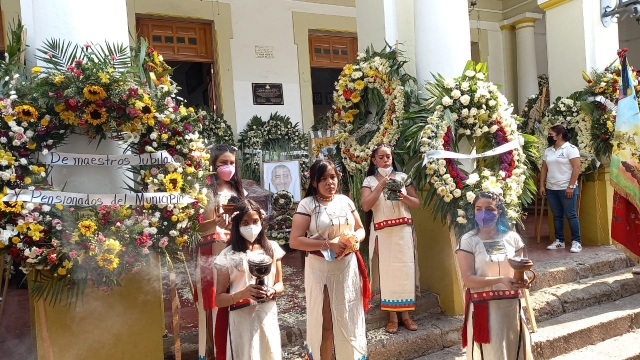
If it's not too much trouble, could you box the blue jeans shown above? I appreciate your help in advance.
[546,188,581,243]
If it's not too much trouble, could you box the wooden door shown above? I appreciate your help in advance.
[309,34,357,68]
[136,18,214,62]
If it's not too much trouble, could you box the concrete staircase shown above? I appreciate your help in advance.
[414,246,640,360]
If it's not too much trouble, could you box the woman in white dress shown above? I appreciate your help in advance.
[455,191,534,360]
[290,160,369,360]
[214,199,285,360]
[361,143,421,334]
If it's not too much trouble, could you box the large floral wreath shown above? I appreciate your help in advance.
[0,36,209,305]
[413,61,537,233]
[535,96,597,174]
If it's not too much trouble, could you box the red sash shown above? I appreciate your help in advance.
[194,231,229,311]
[461,288,522,348]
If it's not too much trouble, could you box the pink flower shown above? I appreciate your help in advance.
[66,65,75,72]
[73,70,83,77]
[46,52,53,58]
[84,44,91,49]
[136,233,151,247]
[109,55,116,61]
[74,59,83,65]
[51,240,58,247]
[142,248,150,254]
[97,233,105,242]
[97,205,109,213]
[35,248,43,256]
[51,219,62,227]
[150,168,159,175]
[69,250,78,259]
[159,237,169,248]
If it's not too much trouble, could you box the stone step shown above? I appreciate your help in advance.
[549,329,640,360]
[280,290,440,347]
[530,267,640,322]
[530,246,634,291]
[531,292,640,359]
[282,313,463,360]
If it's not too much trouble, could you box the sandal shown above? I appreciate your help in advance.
[402,318,418,331]
[385,320,398,334]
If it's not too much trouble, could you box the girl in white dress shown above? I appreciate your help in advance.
[456,191,534,360]
[214,199,285,360]
[290,160,369,360]
[361,143,421,334]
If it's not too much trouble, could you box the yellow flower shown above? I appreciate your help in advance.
[28,223,45,241]
[97,72,110,84]
[350,93,361,103]
[27,141,37,150]
[4,115,15,123]
[188,107,195,113]
[97,253,119,270]
[175,236,187,246]
[54,103,66,113]
[12,236,20,244]
[60,111,78,125]
[15,105,39,122]
[57,267,67,276]
[16,223,28,233]
[343,113,354,123]
[78,219,97,236]
[85,104,108,126]
[344,64,354,75]
[162,118,171,125]
[161,133,169,140]
[164,173,184,193]
[52,75,65,86]
[104,239,123,253]
[24,177,32,184]
[83,85,107,101]
[0,241,4,248]
[55,204,63,210]
[171,215,178,222]
[41,118,50,126]
[354,80,365,90]
[31,66,42,74]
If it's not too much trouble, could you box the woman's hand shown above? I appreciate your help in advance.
[500,276,523,290]
[239,284,267,301]
[565,188,575,199]
[264,287,277,300]
[328,237,347,256]
[540,187,546,197]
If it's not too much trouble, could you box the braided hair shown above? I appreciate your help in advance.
[471,191,512,233]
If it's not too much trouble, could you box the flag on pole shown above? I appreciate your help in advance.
[610,48,640,259]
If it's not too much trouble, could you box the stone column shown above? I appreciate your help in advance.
[20,0,132,195]
[515,18,539,110]
[539,0,620,99]
[356,0,398,51]
[414,0,471,83]
[500,24,519,110]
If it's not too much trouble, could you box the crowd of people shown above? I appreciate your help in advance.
[195,128,582,359]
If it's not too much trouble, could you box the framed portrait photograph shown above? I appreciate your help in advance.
[262,160,302,202]
[313,92,323,105]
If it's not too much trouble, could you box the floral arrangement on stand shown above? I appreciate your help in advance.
[0,37,210,305]
[331,45,419,209]
[408,61,538,235]
[535,96,598,174]
[199,111,235,147]
[237,112,309,185]
[265,190,294,246]
[581,60,640,159]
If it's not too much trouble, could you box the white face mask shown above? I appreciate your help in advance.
[239,224,262,243]
[378,166,393,177]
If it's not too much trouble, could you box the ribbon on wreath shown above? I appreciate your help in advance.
[423,137,523,165]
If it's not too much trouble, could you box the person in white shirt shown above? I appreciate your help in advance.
[539,125,582,253]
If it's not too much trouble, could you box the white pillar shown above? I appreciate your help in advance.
[356,0,398,51]
[515,18,539,110]
[414,0,471,83]
[21,0,131,194]
[500,24,519,110]
[540,0,620,99]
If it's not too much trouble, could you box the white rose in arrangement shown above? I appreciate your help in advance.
[442,96,453,106]
[451,90,462,99]
[444,79,455,89]
[457,209,466,217]
[465,70,476,78]
[466,173,480,185]
[489,125,498,133]
[444,193,454,202]
[470,108,478,116]
[461,108,469,117]
[460,95,471,106]
[476,72,485,80]
[460,82,470,91]
[456,217,467,224]
[488,100,497,107]
[437,187,448,196]
[453,189,462,198]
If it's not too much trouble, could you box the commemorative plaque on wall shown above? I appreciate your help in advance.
[252,83,284,105]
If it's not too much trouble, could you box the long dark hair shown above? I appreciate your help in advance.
[471,191,511,234]
[303,160,341,199]
[209,144,245,199]
[228,199,273,258]
[549,124,571,142]
[364,143,398,245]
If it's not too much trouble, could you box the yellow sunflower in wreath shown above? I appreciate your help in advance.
[86,104,108,126]
[83,85,107,101]
[163,172,184,193]
[15,105,39,122]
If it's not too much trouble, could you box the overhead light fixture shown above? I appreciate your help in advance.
[602,0,640,26]
[469,0,477,14]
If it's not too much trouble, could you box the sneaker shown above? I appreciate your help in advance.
[570,242,582,253]
[547,239,565,250]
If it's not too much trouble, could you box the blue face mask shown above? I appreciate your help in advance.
[475,210,498,228]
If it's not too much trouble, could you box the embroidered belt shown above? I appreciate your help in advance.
[469,289,522,302]
[373,217,413,230]
[229,297,274,311]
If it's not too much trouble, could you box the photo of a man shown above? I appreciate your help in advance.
[262,160,302,201]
